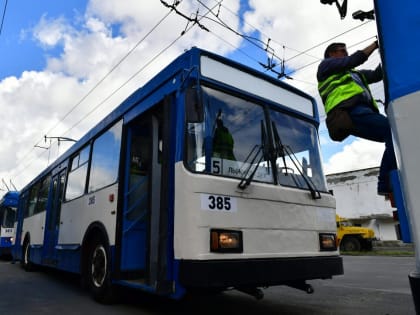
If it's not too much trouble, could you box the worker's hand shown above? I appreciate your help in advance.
[363,41,379,57]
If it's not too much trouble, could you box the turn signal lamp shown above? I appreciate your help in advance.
[319,233,337,251]
[210,229,243,253]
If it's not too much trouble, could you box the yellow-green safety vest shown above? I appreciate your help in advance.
[318,70,378,114]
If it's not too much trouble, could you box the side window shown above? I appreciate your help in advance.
[34,175,51,214]
[20,191,29,219]
[89,120,122,192]
[65,145,90,200]
[26,183,41,218]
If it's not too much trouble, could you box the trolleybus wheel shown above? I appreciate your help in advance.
[22,240,34,271]
[87,235,114,303]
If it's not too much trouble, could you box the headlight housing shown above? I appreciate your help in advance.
[319,233,337,251]
[210,229,243,253]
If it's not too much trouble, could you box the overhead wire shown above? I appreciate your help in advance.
[0,0,7,35]
[196,0,292,78]
[286,20,372,64]
[214,0,319,64]
[197,0,309,78]
[197,0,276,55]
[188,2,261,65]
[212,0,310,60]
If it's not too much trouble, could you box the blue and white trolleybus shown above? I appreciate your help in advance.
[14,47,343,302]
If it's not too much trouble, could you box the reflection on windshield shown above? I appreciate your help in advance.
[185,86,327,192]
[212,112,236,160]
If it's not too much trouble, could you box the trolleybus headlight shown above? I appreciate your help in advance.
[210,229,243,253]
[319,233,337,251]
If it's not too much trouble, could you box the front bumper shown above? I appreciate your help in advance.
[179,255,343,288]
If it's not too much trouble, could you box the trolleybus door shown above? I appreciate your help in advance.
[43,169,66,265]
[120,114,162,280]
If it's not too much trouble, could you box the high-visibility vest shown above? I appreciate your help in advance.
[318,70,378,114]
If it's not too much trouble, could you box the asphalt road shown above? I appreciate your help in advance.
[0,255,416,315]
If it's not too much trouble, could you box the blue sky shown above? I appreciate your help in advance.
[0,0,383,189]
[0,0,87,77]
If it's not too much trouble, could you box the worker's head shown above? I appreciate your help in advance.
[324,42,348,58]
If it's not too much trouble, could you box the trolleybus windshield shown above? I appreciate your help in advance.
[186,86,327,192]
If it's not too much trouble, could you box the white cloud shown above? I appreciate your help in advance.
[33,15,74,47]
[323,138,384,175]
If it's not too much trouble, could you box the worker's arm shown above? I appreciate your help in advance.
[360,64,383,84]
[362,41,379,58]
[317,50,367,81]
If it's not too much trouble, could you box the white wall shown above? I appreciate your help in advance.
[327,167,397,240]
[372,220,398,240]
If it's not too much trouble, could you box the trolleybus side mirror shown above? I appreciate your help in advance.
[185,87,204,123]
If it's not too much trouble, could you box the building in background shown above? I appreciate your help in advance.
[327,167,397,241]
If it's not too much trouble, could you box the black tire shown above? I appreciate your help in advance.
[340,237,361,252]
[86,235,114,304]
[21,240,34,271]
[363,240,373,251]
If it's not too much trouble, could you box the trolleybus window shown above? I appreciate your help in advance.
[26,182,41,218]
[65,145,91,200]
[89,120,122,192]
[35,176,52,214]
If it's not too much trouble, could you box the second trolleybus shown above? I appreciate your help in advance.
[0,191,19,257]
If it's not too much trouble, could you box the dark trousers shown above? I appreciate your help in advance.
[348,105,397,192]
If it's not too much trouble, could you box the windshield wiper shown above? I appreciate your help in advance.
[237,121,271,190]
[271,121,321,200]
[237,145,264,190]
[271,121,288,175]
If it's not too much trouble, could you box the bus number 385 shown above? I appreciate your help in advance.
[201,194,237,212]
[208,195,231,210]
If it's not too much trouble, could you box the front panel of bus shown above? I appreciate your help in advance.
[0,206,16,251]
[0,192,18,254]
[174,54,342,290]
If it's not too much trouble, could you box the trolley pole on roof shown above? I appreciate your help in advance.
[44,135,77,145]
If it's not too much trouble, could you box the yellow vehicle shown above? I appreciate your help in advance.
[336,215,375,251]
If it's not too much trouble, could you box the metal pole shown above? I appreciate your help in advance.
[374,1,420,312]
